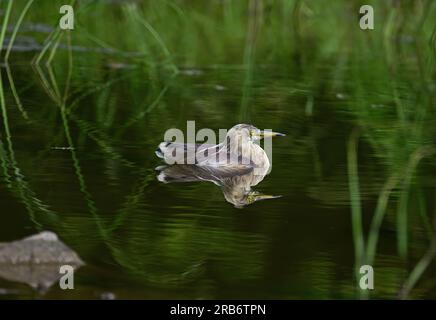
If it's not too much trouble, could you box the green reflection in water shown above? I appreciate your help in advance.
[0,0,435,299]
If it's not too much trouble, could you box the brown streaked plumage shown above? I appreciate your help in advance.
[155,124,285,207]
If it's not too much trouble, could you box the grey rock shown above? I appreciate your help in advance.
[100,292,116,300]
[0,231,84,291]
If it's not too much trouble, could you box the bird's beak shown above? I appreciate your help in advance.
[248,192,282,204]
[254,194,282,201]
[259,131,286,138]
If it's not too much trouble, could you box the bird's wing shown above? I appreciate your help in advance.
[156,142,219,164]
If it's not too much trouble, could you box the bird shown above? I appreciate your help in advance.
[155,124,285,207]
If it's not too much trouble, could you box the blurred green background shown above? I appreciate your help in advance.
[0,0,435,299]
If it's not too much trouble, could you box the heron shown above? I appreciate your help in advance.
[155,124,285,207]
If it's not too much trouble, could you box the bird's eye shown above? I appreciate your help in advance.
[250,129,260,138]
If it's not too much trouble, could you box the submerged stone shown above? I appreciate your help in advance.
[0,231,84,291]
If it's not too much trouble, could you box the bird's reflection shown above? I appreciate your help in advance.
[156,162,280,208]
[155,124,284,208]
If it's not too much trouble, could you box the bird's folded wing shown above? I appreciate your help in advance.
[157,142,219,164]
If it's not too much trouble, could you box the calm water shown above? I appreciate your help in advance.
[1,16,436,299]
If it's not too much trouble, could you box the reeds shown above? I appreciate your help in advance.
[347,129,436,299]
[1,0,435,297]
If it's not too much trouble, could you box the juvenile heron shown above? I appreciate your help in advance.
[155,124,285,207]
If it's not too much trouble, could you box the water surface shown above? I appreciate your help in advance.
[0,0,435,300]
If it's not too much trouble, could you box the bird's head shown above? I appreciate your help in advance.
[226,124,285,142]
[229,191,282,208]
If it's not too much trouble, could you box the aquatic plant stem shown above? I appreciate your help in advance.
[0,0,13,56]
[399,235,436,299]
[346,128,366,297]
[4,0,35,62]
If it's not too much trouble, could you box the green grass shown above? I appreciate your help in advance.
[0,0,435,298]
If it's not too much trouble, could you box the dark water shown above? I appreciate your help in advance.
[1,29,436,299]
